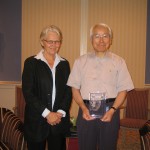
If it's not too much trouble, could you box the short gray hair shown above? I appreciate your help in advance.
[90,23,113,39]
[40,25,63,42]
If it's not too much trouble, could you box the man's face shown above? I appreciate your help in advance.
[91,26,112,53]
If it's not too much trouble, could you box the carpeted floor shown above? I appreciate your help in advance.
[117,128,141,150]
[66,127,141,150]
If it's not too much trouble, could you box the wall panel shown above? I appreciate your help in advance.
[145,0,150,84]
[22,0,81,69]
[22,0,81,117]
[88,0,147,88]
[0,0,21,82]
[22,0,148,117]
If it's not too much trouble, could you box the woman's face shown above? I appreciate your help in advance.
[91,26,112,54]
[41,31,61,55]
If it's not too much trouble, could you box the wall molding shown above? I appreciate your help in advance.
[80,0,88,55]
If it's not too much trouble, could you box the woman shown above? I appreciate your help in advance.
[22,25,72,150]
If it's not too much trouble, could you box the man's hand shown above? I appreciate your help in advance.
[82,107,95,121]
[100,108,115,122]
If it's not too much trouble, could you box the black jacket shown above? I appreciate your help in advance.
[22,56,72,142]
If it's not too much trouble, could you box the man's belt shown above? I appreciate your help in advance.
[83,98,115,104]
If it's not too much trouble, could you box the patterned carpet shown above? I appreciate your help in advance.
[117,128,141,150]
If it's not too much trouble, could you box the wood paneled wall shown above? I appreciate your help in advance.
[22,0,147,117]
[88,0,147,88]
[22,0,81,68]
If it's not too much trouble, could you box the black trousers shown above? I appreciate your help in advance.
[27,127,66,150]
[76,101,120,150]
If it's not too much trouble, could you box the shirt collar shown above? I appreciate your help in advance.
[92,50,112,60]
[34,49,65,68]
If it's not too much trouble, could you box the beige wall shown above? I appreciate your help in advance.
[87,0,147,88]
[0,83,21,112]
[22,0,81,69]
[20,0,148,117]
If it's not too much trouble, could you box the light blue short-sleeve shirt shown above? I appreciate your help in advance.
[67,51,134,100]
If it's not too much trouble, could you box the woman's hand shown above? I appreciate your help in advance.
[46,112,63,125]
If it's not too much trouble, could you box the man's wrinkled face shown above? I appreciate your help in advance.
[91,26,112,53]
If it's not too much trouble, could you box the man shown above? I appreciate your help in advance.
[67,23,134,150]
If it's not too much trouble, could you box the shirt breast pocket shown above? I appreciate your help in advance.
[102,68,118,85]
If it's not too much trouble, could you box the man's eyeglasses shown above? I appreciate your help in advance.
[43,40,61,45]
[93,34,110,40]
